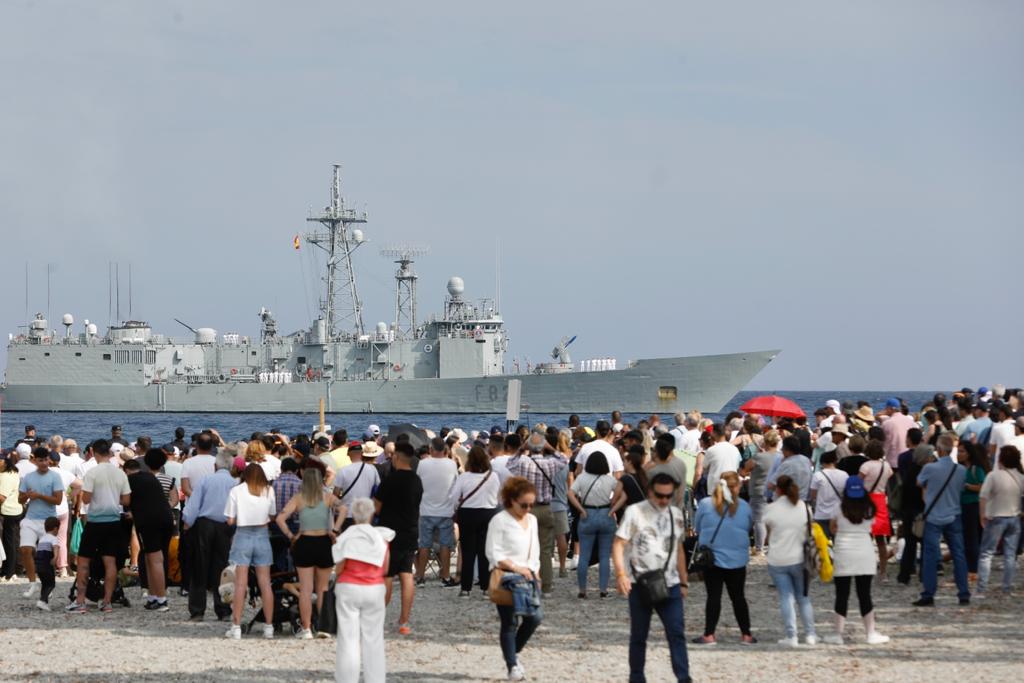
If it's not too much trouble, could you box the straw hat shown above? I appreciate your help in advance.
[853,406,875,424]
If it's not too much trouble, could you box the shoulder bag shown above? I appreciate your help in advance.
[802,503,822,593]
[335,462,367,501]
[489,519,533,606]
[633,505,677,606]
[687,504,725,577]
[912,462,957,538]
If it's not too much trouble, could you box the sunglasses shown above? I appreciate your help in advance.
[515,500,535,510]
[652,491,674,500]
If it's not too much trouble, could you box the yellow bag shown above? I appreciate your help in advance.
[811,522,833,583]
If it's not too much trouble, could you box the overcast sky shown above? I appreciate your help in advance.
[1,1,1021,391]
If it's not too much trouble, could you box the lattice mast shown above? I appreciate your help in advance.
[306,164,369,337]
[380,245,428,339]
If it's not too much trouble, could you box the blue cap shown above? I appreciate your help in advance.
[845,476,866,499]
[885,397,901,409]
[978,386,990,395]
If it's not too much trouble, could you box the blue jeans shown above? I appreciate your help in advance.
[977,516,1020,594]
[920,516,970,600]
[628,583,689,683]
[577,509,616,592]
[496,603,542,671]
[767,563,816,639]
[501,573,542,618]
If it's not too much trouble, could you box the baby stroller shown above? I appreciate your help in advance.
[68,554,132,608]
[242,534,300,635]
[242,567,301,635]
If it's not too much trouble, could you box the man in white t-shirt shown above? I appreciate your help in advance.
[69,439,130,612]
[333,442,380,526]
[576,421,624,476]
[413,437,459,586]
[988,405,1016,462]
[670,414,701,454]
[703,424,741,490]
[181,434,217,498]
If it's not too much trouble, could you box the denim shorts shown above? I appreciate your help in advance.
[229,526,273,567]
[418,515,455,549]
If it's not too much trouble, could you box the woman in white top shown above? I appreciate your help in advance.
[809,450,848,540]
[825,476,888,645]
[976,446,1024,596]
[485,477,541,682]
[763,475,817,646]
[858,441,893,580]
[452,445,500,596]
[224,463,277,639]
[568,451,617,598]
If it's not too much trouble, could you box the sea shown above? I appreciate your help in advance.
[1,390,940,445]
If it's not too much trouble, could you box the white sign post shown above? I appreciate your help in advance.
[505,379,522,432]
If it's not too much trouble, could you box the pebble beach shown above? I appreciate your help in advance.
[2,554,1019,682]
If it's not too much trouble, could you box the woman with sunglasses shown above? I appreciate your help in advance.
[485,477,541,681]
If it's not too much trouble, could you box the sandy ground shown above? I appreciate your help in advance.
[1,553,1020,682]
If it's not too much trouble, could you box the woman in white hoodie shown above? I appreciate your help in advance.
[332,497,394,683]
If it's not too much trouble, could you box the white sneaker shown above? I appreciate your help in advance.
[823,634,844,645]
[224,624,242,639]
[866,632,890,645]
[36,600,51,611]
[262,623,275,639]
[508,663,526,681]
[294,627,313,640]
[23,582,39,598]
[567,557,578,570]
[805,634,818,646]
[777,636,799,647]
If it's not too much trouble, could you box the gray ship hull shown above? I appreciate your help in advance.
[0,350,778,414]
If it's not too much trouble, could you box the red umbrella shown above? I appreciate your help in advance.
[739,395,805,419]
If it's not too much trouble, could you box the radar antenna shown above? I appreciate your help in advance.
[380,245,428,339]
[305,164,369,338]
[551,335,577,364]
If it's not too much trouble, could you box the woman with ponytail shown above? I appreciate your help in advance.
[763,475,818,647]
[692,472,756,645]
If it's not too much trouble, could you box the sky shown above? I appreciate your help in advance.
[1,1,1022,391]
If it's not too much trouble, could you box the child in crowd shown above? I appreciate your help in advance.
[35,516,61,611]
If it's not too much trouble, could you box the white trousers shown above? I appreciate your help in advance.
[335,582,387,683]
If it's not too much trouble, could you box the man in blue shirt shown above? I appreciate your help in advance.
[182,451,236,620]
[961,403,993,447]
[914,434,969,606]
[18,447,65,599]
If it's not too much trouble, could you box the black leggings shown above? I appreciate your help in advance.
[833,575,873,617]
[703,565,751,636]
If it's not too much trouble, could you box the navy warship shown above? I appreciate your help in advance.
[1,165,778,413]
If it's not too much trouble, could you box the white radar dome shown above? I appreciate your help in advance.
[375,321,388,335]
[351,229,365,243]
[447,276,465,297]
[62,314,74,326]
[86,323,98,335]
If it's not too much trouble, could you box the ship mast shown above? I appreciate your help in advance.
[306,164,368,338]
[380,245,428,339]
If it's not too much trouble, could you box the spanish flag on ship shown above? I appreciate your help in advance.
[293,234,301,250]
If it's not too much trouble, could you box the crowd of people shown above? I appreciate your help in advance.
[1,384,1023,682]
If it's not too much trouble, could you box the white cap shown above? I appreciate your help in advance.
[15,443,32,457]
[110,442,125,455]
[825,399,842,415]
[612,423,624,433]
[367,424,381,436]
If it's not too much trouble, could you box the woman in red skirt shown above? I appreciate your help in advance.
[858,441,894,582]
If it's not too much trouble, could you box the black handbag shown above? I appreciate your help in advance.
[314,580,337,635]
[632,507,677,607]
[687,507,726,577]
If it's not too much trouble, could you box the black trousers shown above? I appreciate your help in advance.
[457,507,495,592]
[188,518,232,618]
[961,502,981,573]
[897,511,920,583]
[1,512,23,579]
[703,565,751,636]
[833,575,873,617]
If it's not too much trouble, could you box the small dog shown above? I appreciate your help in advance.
[218,564,237,603]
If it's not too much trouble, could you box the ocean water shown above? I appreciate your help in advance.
[1,390,939,445]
